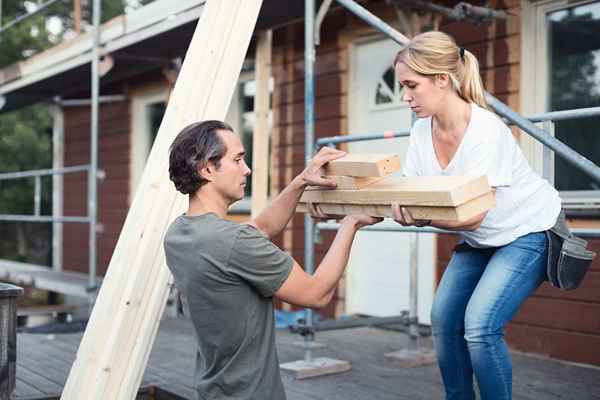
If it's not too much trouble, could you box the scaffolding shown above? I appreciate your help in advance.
[0,0,599,377]
[288,0,600,374]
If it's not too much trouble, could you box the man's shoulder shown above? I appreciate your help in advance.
[165,213,245,247]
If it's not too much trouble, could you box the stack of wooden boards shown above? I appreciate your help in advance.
[298,154,495,222]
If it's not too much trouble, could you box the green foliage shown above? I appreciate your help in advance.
[0,104,52,215]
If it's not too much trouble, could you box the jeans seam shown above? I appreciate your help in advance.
[470,235,546,400]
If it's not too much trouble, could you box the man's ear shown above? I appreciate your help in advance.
[198,161,215,182]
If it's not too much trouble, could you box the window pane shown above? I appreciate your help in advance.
[549,2,600,191]
[147,102,166,147]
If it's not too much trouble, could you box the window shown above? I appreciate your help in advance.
[130,87,167,202]
[225,72,273,201]
[548,2,600,191]
[373,66,405,109]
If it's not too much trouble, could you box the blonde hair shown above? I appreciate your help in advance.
[394,31,488,109]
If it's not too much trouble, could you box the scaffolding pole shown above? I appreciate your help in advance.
[88,0,100,290]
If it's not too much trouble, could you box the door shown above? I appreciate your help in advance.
[346,37,435,323]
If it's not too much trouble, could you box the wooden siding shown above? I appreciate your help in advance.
[62,99,130,277]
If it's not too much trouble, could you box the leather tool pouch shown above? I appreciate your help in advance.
[545,210,596,290]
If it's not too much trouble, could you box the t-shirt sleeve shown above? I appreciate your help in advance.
[463,124,513,187]
[226,224,294,297]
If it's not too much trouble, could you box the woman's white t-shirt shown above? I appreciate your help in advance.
[403,103,561,248]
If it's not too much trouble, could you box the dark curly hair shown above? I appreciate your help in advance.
[168,120,231,195]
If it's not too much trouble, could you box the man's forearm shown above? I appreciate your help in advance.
[251,175,307,238]
[310,220,358,303]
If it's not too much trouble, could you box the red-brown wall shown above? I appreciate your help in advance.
[62,100,130,277]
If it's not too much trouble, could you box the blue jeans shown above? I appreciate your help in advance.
[431,232,548,400]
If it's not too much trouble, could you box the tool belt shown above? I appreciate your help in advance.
[545,210,596,290]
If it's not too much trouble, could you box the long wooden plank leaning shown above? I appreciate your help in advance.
[60,1,264,399]
[299,176,494,222]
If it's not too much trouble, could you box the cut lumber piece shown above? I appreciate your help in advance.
[309,175,386,190]
[301,175,490,207]
[322,153,400,177]
[60,1,264,400]
[298,191,495,222]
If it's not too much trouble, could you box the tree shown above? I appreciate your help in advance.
[0,0,154,263]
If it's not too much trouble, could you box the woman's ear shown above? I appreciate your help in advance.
[436,73,450,89]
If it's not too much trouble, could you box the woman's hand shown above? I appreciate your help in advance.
[342,214,383,230]
[391,202,431,227]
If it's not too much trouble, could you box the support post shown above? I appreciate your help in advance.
[52,105,64,273]
[280,0,351,379]
[251,30,272,218]
[88,0,100,291]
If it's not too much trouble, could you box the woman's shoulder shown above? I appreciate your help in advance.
[470,103,512,142]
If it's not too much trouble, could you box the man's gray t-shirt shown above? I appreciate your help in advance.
[164,213,293,400]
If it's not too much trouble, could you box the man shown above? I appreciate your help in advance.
[164,120,380,400]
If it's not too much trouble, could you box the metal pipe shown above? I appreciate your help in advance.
[34,176,41,216]
[0,0,64,35]
[335,0,600,184]
[318,221,600,238]
[316,106,600,147]
[0,215,90,223]
[0,165,90,180]
[317,130,410,146]
[56,95,126,107]
[408,233,419,342]
[292,315,409,332]
[303,0,316,363]
[52,105,64,273]
[335,0,409,45]
[315,0,333,46]
[396,0,507,22]
[88,0,101,290]
[527,106,600,123]
[486,94,600,184]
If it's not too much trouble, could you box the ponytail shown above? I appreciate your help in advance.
[460,49,488,109]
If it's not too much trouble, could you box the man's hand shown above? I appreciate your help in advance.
[391,202,430,227]
[300,147,346,188]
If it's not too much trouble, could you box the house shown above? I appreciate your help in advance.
[0,0,598,367]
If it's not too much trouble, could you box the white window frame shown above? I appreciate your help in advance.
[129,84,169,204]
[521,0,600,205]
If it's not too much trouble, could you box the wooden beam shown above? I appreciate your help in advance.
[298,191,495,222]
[251,30,272,218]
[323,153,401,177]
[301,176,490,207]
[60,1,264,399]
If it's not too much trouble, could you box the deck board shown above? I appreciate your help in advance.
[14,317,600,399]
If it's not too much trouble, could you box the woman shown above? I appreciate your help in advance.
[391,31,561,400]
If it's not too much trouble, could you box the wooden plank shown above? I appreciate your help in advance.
[251,30,272,218]
[322,154,400,177]
[298,191,494,222]
[60,1,264,399]
[309,175,386,190]
[301,175,491,207]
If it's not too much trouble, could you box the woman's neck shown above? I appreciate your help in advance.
[432,95,472,137]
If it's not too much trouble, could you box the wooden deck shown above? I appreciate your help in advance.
[16,317,600,399]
